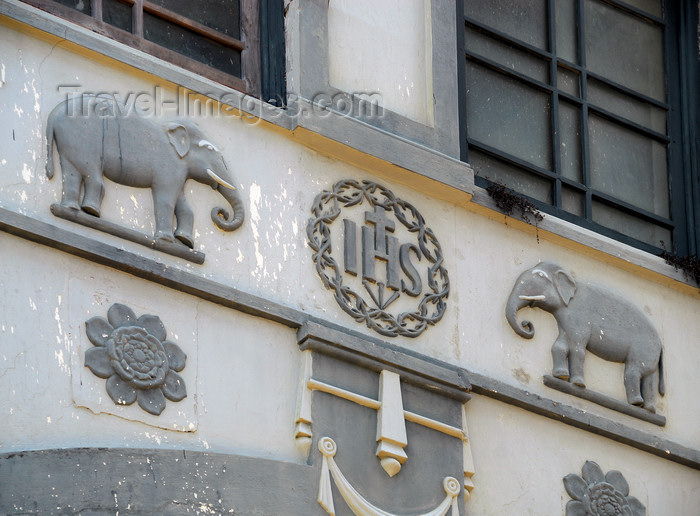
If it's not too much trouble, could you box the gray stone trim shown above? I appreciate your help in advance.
[470,186,696,290]
[295,0,461,157]
[0,207,305,328]
[3,1,695,291]
[1,207,699,470]
[50,203,206,264]
[0,447,318,514]
[292,97,475,197]
[544,375,666,427]
[298,321,471,403]
[468,370,700,471]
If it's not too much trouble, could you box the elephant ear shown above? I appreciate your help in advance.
[167,123,191,158]
[554,269,577,306]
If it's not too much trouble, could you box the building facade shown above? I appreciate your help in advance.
[1,0,699,514]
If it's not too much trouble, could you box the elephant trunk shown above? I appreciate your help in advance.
[211,184,245,232]
[506,285,536,339]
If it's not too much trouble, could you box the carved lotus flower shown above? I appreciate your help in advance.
[564,461,646,516]
[84,303,187,415]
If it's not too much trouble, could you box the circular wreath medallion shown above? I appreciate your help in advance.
[307,179,449,338]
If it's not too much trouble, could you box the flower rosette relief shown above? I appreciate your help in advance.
[564,461,646,516]
[84,303,187,415]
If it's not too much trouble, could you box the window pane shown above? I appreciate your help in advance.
[466,62,552,169]
[464,0,547,50]
[592,201,671,248]
[465,27,548,83]
[103,0,132,33]
[144,13,241,77]
[587,78,667,133]
[589,115,668,217]
[624,0,662,18]
[562,186,584,216]
[558,66,579,97]
[149,0,241,40]
[559,102,581,182]
[555,0,578,63]
[53,0,90,15]
[471,151,552,204]
[584,0,665,101]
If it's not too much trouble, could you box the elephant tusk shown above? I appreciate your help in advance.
[207,169,236,190]
[519,295,546,301]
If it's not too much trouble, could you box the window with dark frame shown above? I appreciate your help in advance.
[460,0,699,257]
[21,0,285,102]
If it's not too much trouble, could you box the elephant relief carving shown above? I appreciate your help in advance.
[506,262,664,412]
[46,97,244,251]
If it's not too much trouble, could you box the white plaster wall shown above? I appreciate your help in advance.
[0,232,305,463]
[1,14,699,488]
[0,16,460,367]
[327,0,434,125]
[451,210,700,451]
[465,395,700,515]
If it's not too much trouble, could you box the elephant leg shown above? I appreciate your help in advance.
[623,363,644,406]
[81,175,105,217]
[640,373,656,413]
[174,193,194,248]
[551,334,570,380]
[58,157,82,211]
[568,344,586,388]
[152,192,176,243]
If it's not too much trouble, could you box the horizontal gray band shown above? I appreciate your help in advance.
[468,371,699,469]
[544,374,666,426]
[1,207,698,470]
[0,447,316,514]
[0,207,305,328]
[298,321,472,402]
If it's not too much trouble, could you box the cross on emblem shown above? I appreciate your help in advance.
[361,205,400,291]
[308,179,450,338]
[344,206,422,303]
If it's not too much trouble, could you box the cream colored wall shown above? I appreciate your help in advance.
[0,232,305,462]
[1,12,699,515]
[327,0,434,125]
[466,396,700,515]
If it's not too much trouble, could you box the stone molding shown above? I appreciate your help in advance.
[0,209,698,470]
[297,321,470,402]
[1,1,695,290]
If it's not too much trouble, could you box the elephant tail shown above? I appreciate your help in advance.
[658,347,665,396]
[45,106,56,179]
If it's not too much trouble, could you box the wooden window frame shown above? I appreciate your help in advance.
[21,0,262,96]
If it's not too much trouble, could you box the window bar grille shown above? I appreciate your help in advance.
[548,0,562,209]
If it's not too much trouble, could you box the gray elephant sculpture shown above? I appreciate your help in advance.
[46,97,244,248]
[506,262,664,412]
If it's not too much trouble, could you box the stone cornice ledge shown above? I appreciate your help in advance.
[297,320,472,403]
[470,187,698,294]
[1,1,475,207]
[0,207,697,471]
[288,97,475,204]
[468,370,700,470]
[3,0,693,293]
